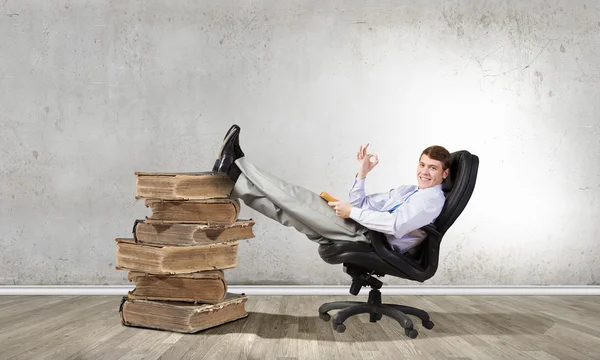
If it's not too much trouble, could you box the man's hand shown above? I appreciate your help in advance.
[357,143,379,179]
[328,200,353,218]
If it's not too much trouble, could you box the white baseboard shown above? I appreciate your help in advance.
[1,285,599,296]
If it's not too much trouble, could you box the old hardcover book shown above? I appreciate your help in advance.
[145,199,240,223]
[119,293,248,333]
[135,172,234,200]
[115,238,238,274]
[133,219,255,246]
[127,271,227,304]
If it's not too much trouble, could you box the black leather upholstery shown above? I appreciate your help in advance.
[318,150,480,282]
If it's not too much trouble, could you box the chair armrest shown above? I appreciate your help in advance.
[369,224,442,282]
[369,231,426,280]
[421,224,442,245]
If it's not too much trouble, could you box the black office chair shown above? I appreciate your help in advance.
[317,150,479,338]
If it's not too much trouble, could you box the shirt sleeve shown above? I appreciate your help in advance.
[348,176,394,211]
[349,189,445,238]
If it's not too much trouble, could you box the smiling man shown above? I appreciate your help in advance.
[212,125,450,255]
[328,144,449,254]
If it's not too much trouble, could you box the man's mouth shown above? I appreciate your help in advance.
[419,176,430,181]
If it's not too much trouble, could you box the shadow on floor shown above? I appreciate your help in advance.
[197,310,555,340]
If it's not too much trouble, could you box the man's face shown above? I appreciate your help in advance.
[417,154,449,189]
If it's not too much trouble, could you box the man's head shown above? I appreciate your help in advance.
[417,145,451,189]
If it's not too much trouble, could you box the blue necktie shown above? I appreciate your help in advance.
[387,189,418,213]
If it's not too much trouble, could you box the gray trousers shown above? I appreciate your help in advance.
[231,157,370,244]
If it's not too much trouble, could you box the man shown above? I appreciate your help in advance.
[213,125,449,254]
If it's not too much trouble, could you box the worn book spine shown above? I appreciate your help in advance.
[115,239,239,274]
[145,199,241,223]
[127,270,225,281]
[127,271,228,304]
[135,172,234,200]
[132,219,255,246]
[119,294,248,333]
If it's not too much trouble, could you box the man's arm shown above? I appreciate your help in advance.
[349,143,392,210]
[349,190,444,238]
[348,174,394,211]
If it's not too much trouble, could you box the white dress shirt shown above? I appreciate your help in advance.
[348,176,446,253]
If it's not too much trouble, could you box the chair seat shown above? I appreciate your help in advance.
[318,240,411,279]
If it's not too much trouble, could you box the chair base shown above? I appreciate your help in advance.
[318,288,434,338]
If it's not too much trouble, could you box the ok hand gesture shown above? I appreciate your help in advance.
[357,143,379,178]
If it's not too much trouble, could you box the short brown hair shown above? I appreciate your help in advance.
[421,145,451,170]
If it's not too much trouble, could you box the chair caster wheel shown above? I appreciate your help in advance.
[319,313,331,322]
[369,313,382,322]
[422,320,434,329]
[405,328,418,338]
[334,323,346,333]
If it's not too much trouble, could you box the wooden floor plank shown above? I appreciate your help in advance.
[2,296,118,359]
[1,295,600,360]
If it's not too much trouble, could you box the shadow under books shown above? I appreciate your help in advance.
[195,311,554,340]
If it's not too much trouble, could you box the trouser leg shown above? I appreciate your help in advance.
[230,157,369,243]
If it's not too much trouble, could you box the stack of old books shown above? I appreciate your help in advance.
[115,171,256,333]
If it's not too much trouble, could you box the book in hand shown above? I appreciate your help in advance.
[319,191,338,202]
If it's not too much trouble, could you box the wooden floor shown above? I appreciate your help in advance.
[1,295,600,360]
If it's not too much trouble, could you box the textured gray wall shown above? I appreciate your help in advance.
[1,0,598,286]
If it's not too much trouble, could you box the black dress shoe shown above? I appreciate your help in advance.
[215,124,240,157]
[212,128,239,174]
[225,124,244,158]
[215,124,245,159]
[221,124,240,142]
[235,140,244,158]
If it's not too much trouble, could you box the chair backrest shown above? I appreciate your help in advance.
[435,150,480,235]
[409,150,479,278]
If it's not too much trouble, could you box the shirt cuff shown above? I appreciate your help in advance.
[352,176,365,188]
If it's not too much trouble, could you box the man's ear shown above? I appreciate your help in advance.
[443,168,449,179]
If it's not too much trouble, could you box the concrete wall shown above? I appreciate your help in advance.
[1,0,598,286]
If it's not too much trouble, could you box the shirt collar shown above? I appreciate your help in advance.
[416,184,443,191]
